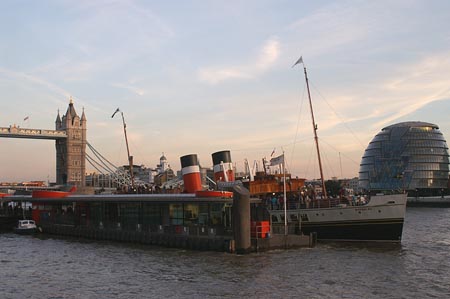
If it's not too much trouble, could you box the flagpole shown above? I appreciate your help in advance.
[269,152,288,235]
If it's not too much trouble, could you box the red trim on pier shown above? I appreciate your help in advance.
[195,190,233,198]
[32,190,70,198]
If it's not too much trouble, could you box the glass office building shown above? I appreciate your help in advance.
[359,122,449,193]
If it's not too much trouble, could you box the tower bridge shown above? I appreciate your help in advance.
[0,126,67,140]
[0,100,86,187]
[1,100,133,190]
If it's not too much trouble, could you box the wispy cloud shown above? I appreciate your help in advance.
[23,1,174,82]
[0,67,106,116]
[287,2,374,57]
[111,82,145,96]
[0,67,70,100]
[197,38,280,84]
[372,53,450,128]
[255,38,280,71]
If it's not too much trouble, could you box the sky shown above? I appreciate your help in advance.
[1,0,450,182]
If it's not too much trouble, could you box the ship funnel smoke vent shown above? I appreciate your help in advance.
[212,150,235,183]
[180,154,202,193]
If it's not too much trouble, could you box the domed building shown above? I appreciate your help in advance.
[359,121,450,195]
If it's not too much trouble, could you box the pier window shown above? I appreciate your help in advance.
[88,203,102,227]
[169,204,183,225]
[183,204,199,225]
[198,203,209,225]
[119,203,140,230]
[142,203,161,227]
[105,203,119,227]
[210,203,223,226]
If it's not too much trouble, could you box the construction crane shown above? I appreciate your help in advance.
[112,108,135,189]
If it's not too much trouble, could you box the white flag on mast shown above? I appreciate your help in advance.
[292,56,303,68]
[270,154,284,166]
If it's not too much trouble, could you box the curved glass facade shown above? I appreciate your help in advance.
[359,121,449,191]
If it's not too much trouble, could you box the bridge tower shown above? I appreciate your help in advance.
[55,99,87,187]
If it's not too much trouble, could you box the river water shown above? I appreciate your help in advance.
[1,207,449,299]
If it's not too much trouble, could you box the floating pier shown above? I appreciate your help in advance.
[2,186,314,253]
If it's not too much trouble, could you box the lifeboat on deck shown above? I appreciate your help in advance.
[32,186,76,198]
[32,190,70,198]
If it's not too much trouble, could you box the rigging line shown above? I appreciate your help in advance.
[281,136,314,148]
[302,138,315,179]
[322,148,337,179]
[128,137,148,166]
[231,146,285,152]
[231,134,313,154]
[290,76,307,168]
[106,130,125,168]
[309,81,366,149]
[319,138,360,166]
[231,137,311,153]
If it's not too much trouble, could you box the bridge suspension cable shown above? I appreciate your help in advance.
[86,141,132,187]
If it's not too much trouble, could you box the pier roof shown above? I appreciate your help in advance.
[3,194,262,204]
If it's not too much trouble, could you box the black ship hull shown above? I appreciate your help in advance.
[269,194,407,242]
[300,219,404,242]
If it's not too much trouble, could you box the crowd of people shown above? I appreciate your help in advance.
[260,192,369,210]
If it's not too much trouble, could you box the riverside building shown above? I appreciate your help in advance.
[359,121,450,196]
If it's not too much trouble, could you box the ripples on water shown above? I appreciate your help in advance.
[1,208,449,299]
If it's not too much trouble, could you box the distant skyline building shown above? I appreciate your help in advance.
[158,153,170,173]
[359,121,450,194]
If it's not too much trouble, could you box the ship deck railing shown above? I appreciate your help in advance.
[270,223,299,235]
[264,196,370,210]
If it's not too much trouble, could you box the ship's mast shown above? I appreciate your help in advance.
[300,59,328,199]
